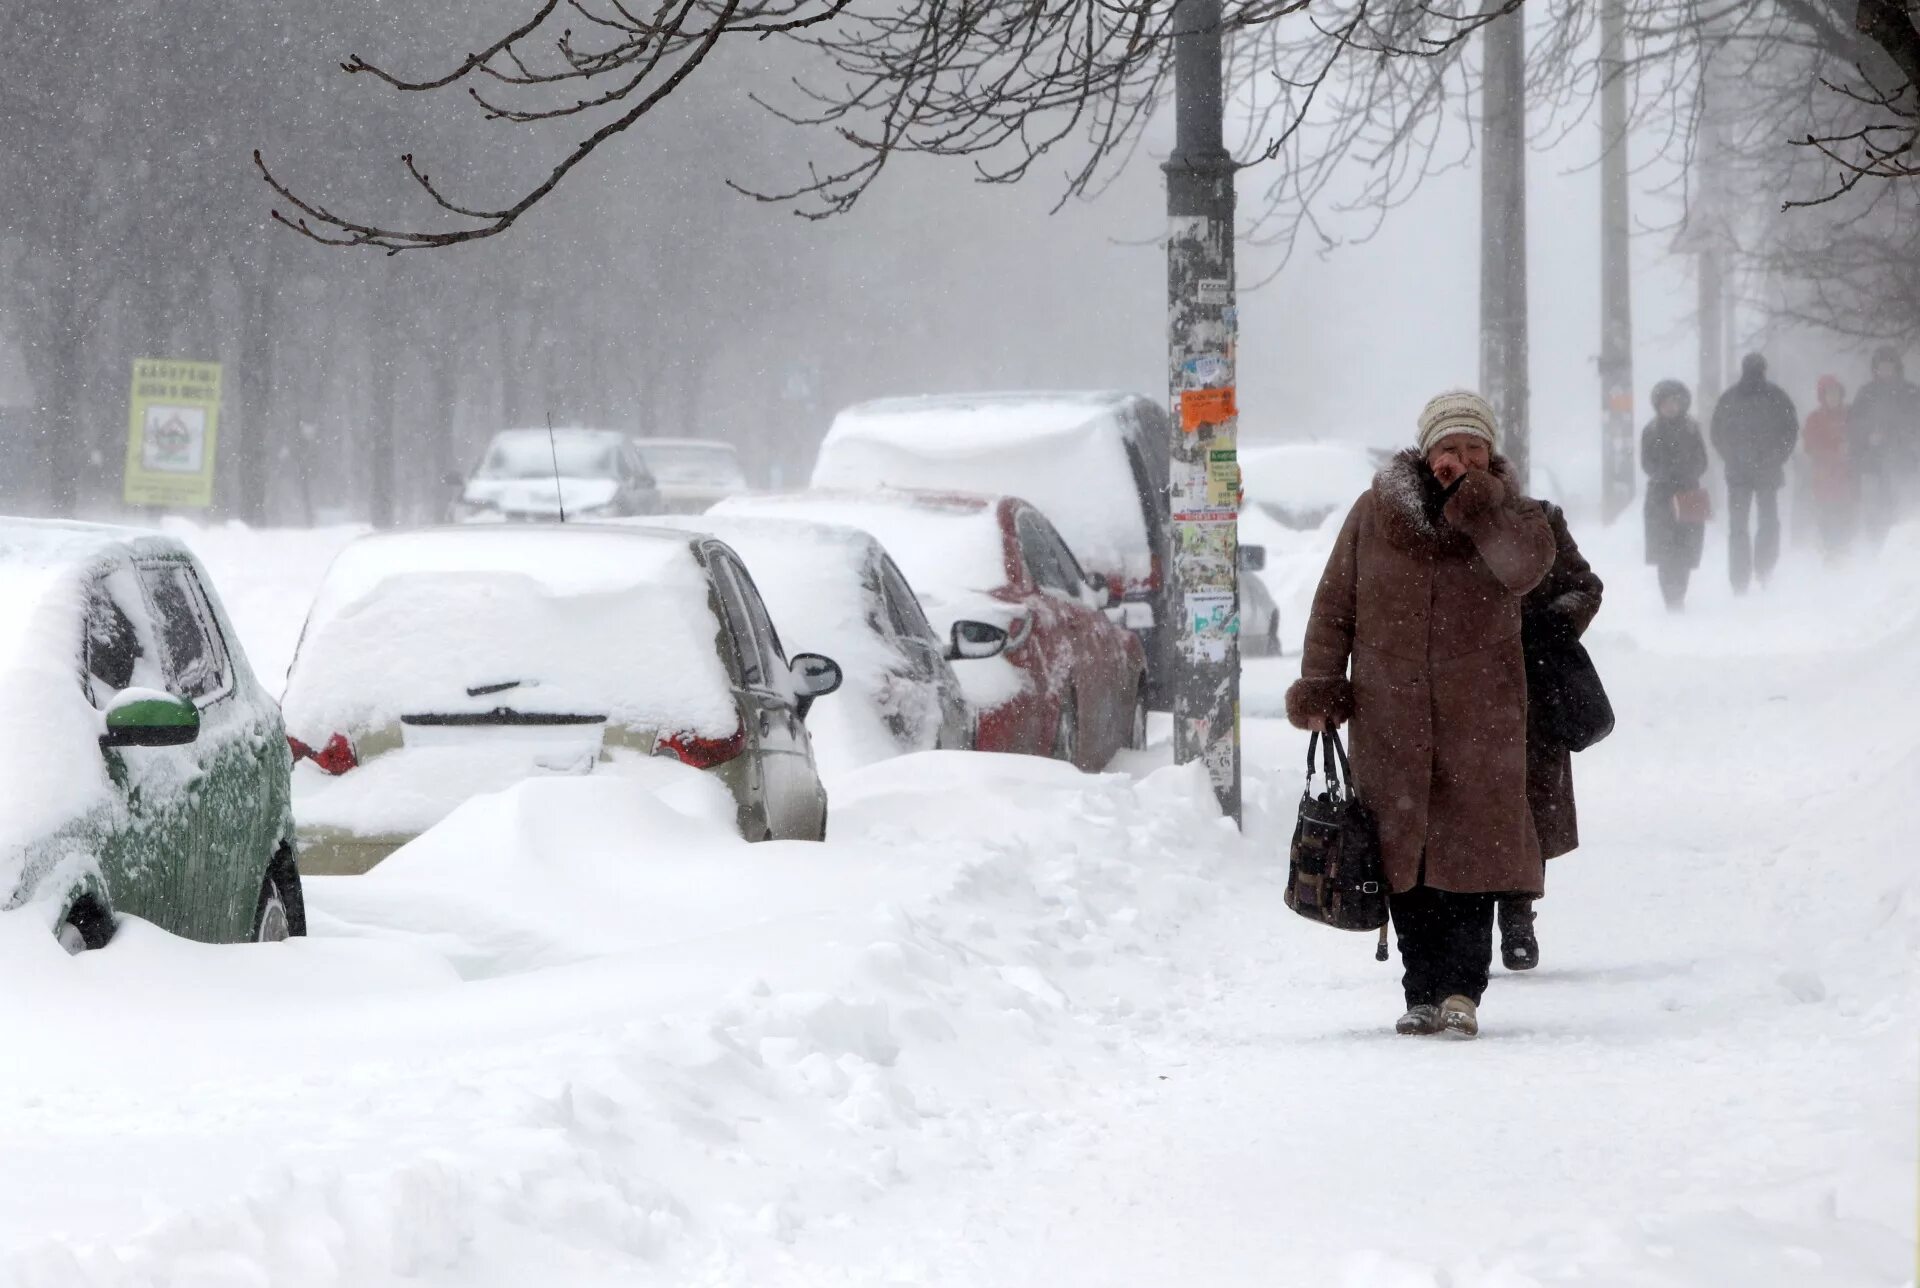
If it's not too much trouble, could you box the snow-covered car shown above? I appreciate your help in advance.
[1238,441,1384,531]
[645,514,1000,773]
[634,438,750,513]
[282,525,844,872]
[449,428,664,522]
[0,521,303,951]
[712,489,1148,770]
[810,393,1175,703]
[1239,544,1282,656]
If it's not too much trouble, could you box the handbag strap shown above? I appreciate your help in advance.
[1305,729,1353,799]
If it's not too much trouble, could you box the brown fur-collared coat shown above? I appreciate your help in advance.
[1287,451,1557,896]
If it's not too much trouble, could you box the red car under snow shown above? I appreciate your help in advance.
[710,488,1149,769]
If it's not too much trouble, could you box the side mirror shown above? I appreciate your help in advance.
[789,653,843,700]
[946,620,1009,661]
[100,690,199,749]
[1239,544,1267,573]
[1087,572,1120,609]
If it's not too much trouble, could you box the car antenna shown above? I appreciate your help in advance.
[545,411,567,523]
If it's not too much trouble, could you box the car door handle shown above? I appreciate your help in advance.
[759,709,773,737]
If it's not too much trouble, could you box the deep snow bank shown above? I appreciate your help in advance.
[0,753,1245,1286]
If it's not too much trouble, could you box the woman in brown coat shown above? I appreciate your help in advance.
[1287,390,1555,1039]
[1498,503,1605,971]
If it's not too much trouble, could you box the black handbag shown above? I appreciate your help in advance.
[1525,638,1615,752]
[1285,730,1389,935]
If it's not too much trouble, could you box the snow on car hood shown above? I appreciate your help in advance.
[283,530,737,746]
[460,476,621,516]
[814,394,1151,583]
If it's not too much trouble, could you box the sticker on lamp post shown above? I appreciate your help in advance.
[125,359,221,509]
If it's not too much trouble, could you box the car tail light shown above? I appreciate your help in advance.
[655,725,746,769]
[288,732,358,776]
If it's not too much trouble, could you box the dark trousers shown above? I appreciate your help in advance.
[1726,484,1780,592]
[1389,886,1497,1009]
[1656,563,1691,610]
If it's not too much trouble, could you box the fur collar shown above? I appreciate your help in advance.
[1372,448,1519,556]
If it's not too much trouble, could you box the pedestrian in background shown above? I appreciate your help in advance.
[1288,390,1554,1040]
[1709,354,1799,593]
[1499,502,1604,972]
[1801,375,1855,563]
[1641,379,1710,611]
[1849,347,1917,546]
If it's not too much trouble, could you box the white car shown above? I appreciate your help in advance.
[633,439,749,514]
[282,525,844,872]
[646,514,988,774]
[449,428,664,522]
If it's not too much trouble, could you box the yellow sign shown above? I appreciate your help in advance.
[125,359,221,509]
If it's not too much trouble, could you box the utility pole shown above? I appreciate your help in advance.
[1598,0,1635,523]
[1165,0,1241,827]
[1480,7,1530,491]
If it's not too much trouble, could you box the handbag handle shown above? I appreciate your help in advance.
[1305,729,1355,799]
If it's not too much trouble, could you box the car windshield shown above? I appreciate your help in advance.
[475,432,622,481]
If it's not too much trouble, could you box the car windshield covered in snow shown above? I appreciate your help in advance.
[283,527,737,747]
[811,393,1154,586]
[473,429,626,481]
[636,441,746,487]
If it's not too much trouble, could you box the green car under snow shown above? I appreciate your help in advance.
[0,520,302,951]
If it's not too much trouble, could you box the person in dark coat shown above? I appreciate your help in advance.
[1287,389,1555,1040]
[1498,503,1604,971]
[1709,354,1799,593]
[1641,379,1709,610]
[1849,347,1917,546]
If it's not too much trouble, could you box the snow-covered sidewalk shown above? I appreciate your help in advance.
[0,518,1909,1286]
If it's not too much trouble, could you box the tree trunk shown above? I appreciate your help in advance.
[368,286,400,528]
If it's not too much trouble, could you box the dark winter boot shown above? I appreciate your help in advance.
[1395,1005,1443,1036]
[1499,898,1539,972]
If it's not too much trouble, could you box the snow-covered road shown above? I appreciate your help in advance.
[0,516,1911,1286]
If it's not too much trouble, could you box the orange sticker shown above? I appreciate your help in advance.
[1181,386,1237,432]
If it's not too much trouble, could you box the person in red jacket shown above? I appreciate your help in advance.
[1801,375,1855,562]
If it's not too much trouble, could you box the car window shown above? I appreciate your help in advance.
[83,572,164,707]
[1016,510,1078,596]
[1036,516,1091,592]
[137,563,232,703]
[626,446,657,487]
[879,557,938,650]
[719,552,788,687]
[708,559,765,689]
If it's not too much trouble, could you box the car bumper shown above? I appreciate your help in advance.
[295,827,412,875]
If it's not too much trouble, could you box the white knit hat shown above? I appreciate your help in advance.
[1416,389,1499,454]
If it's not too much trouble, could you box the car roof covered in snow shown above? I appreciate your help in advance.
[635,438,740,454]
[283,524,738,743]
[812,392,1154,582]
[711,489,1011,606]
[488,427,630,446]
[826,392,1145,452]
